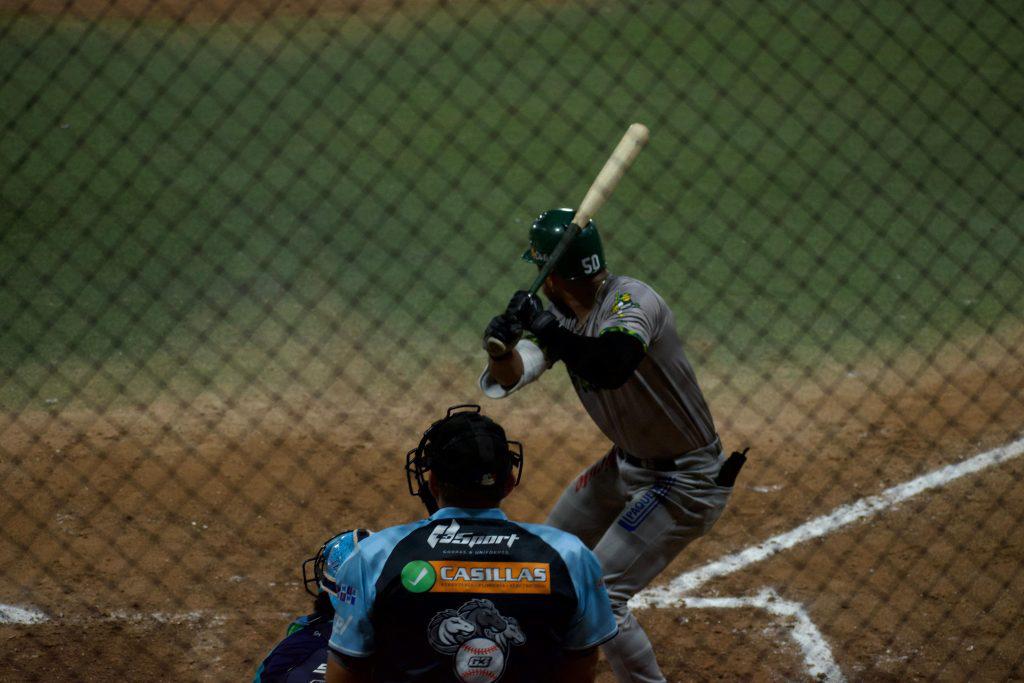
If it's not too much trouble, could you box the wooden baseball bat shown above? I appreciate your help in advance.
[486,123,650,357]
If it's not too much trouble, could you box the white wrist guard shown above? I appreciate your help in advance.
[479,339,547,398]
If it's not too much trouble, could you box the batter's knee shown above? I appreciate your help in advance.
[606,589,633,623]
[609,601,642,634]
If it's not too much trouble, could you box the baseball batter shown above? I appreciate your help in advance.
[480,209,745,683]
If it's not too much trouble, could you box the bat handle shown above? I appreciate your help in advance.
[489,217,585,361]
[485,336,510,357]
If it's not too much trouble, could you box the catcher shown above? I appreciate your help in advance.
[480,209,747,683]
[253,529,372,683]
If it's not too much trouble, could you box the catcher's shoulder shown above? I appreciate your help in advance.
[514,521,592,559]
[355,519,432,556]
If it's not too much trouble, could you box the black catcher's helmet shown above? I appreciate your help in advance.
[406,405,524,513]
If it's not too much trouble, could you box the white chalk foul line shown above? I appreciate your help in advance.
[105,609,230,627]
[0,604,48,625]
[632,434,1024,609]
[685,588,846,683]
[0,606,271,627]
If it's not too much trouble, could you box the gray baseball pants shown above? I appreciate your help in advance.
[545,441,732,683]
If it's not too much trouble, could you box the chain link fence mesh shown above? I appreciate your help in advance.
[2,0,1022,679]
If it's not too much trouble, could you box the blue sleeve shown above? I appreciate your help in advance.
[563,545,618,650]
[518,522,618,650]
[327,545,376,656]
[326,521,426,657]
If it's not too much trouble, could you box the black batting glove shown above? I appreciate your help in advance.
[528,310,561,346]
[506,290,544,329]
[483,313,523,358]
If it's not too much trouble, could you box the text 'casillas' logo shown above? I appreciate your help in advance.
[402,560,550,594]
[432,561,550,594]
[427,520,520,549]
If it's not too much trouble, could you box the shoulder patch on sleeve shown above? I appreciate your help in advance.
[609,292,640,317]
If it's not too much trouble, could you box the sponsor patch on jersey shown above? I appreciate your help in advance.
[427,520,520,549]
[402,560,438,593]
[617,476,676,532]
[427,561,551,594]
[332,614,354,637]
[610,292,639,317]
[336,584,358,605]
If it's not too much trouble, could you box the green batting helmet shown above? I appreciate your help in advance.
[521,208,606,280]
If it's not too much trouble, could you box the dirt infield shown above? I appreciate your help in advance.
[1,329,1022,681]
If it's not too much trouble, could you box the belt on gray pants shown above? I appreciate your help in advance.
[618,437,722,471]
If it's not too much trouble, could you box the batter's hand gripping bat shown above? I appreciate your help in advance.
[486,122,650,357]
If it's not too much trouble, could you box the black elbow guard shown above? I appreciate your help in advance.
[537,325,645,389]
[585,332,645,388]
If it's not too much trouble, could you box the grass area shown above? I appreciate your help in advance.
[1,0,1021,409]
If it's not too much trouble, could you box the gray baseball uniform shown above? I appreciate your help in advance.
[480,274,733,683]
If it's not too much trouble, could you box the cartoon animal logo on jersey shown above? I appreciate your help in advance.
[610,292,639,317]
[427,598,526,683]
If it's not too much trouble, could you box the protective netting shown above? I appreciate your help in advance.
[1,0,1022,680]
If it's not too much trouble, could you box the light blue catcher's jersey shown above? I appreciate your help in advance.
[327,507,617,681]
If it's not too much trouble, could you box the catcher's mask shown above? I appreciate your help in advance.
[302,528,372,597]
[406,404,523,510]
